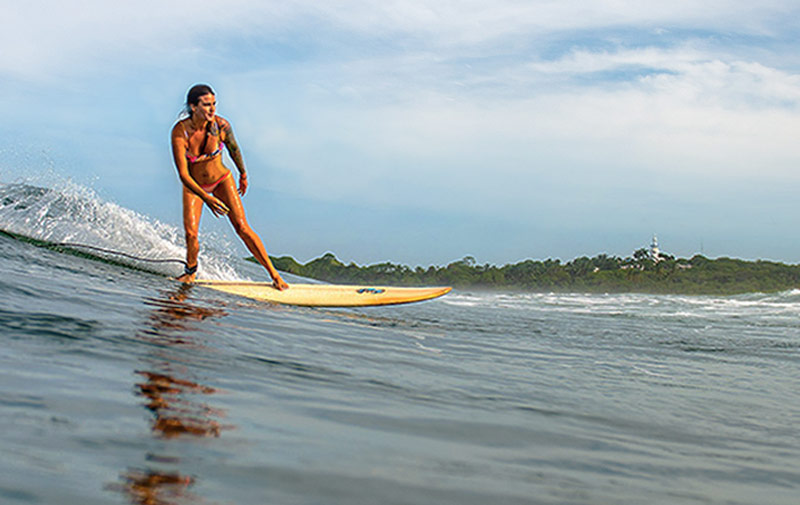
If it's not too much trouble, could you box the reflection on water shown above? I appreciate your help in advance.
[136,370,223,438]
[138,283,227,346]
[112,468,196,505]
[112,284,231,504]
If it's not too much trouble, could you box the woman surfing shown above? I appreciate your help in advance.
[171,84,288,290]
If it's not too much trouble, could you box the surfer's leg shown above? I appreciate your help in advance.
[177,186,204,282]
[214,178,288,290]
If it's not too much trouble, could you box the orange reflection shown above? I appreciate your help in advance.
[112,468,196,505]
[139,284,227,347]
[113,284,231,505]
[135,370,224,438]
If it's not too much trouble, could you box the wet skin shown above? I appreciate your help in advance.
[171,93,288,290]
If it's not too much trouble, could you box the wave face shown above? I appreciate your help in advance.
[0,182,241,279]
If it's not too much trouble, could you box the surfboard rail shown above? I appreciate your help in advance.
[196,280,452,307]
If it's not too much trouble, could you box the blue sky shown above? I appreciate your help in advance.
[1,1,799,266]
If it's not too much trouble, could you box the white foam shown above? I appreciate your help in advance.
[0,181,243,280]
[432,288,800,325]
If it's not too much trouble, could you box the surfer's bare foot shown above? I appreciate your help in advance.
[273,277,289,291]
[176,272,196,283]
[177,264,197,283]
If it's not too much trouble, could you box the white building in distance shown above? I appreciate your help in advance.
[650,234,661,262]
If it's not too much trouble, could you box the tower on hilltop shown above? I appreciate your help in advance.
[650,234,660,262]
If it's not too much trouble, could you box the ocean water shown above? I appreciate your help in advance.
[1,182,799,505]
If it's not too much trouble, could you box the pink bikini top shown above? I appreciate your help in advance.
[184,118,224,164]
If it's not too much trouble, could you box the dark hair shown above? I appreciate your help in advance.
[184,84,215,117]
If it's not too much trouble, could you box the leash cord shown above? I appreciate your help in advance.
[52,242,188,267]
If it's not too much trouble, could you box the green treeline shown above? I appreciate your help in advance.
[261,249,800,295]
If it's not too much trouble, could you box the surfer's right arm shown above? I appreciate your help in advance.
[171,124,229,217]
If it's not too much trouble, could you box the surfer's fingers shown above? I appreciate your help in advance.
[207,197,230,217]
[209,203,228,217]
[215,196,230,211]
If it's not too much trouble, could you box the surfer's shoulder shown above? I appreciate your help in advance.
[171,119,189,137]
[215,115,231,131]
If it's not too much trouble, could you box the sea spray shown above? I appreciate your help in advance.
[0,181,243,280]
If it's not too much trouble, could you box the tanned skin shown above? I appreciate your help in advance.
[171,93,288,290]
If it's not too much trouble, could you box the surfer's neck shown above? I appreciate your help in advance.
[189,116,212,130]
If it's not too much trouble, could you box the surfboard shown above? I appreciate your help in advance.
[196,280,452,307]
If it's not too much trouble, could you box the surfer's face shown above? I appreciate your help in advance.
[192,94,216,121]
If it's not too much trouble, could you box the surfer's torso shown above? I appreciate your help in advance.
[179,115,231,186]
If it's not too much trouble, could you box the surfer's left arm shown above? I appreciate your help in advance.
[220,118,248,196]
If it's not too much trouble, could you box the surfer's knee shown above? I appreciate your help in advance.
[231,218,252,237]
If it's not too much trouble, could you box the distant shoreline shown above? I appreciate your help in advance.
[257,252,800,295]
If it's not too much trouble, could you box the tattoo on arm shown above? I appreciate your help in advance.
[223,124,246,172]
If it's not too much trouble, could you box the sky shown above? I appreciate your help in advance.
[1,1,799,266]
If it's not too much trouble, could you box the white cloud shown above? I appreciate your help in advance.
[2,0,798,80]
[223,35,800,224]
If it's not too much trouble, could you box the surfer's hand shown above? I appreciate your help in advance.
[238,173,248,196]
[205,196,230,217]
[273,277,289,291]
